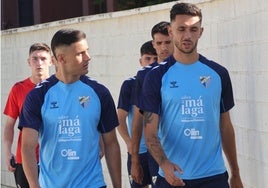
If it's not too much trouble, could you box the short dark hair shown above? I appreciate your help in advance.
[151,21,170,39]
[170,2,202,23]
[140,40,157,56]
[29,43,51,55]
[51,28,86,58]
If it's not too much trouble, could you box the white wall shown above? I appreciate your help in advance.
[1,0,268,187]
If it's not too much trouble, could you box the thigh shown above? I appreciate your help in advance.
[185,171,229,188]
[200,172,229,188]
[127,153,150,188]
[155,175,184,188]
[14,164,29,188]
[147,152,159,187]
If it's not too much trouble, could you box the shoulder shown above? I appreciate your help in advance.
[11,77,33,89]
[80,75,111,96]
[136,62,158,78]
[27,75,58,99]
[199,54,229,75]
[146,55,177,78]
[122,76,135,87]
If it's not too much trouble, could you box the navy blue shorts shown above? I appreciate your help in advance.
[127,152,159,188]
[155,171,229,188]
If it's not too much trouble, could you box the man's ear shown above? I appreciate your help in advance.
[139,58,142,66]
[51,56,57,65]
[27,58,31,66]
[199,27,204,38]
[56,53,65,64]
[168,25,173,37]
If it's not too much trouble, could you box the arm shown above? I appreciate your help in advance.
[99,136,105,159]
[130,105,144,184]
[143,112,185,186]
[117,109,132,153]
[3,116,17,172]
[102,129,121,188]
[21,127,40,188]
[220,112,243,188]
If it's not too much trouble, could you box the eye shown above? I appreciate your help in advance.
[178,27,185,31]
[191,27,199,32]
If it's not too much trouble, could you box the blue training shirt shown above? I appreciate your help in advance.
[140,55,234,180]
[19,75,119,188]
[117,76,147,153]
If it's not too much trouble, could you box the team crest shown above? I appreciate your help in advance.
[79,96,90,108]
[200,76,211,88]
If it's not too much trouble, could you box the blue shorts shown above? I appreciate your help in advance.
[155,171,229,188]
[127,152,159,188]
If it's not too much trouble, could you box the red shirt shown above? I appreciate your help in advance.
[4,77,39,164]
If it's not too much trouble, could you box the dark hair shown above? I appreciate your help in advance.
[151,21,170,39]
[140,40,157,56]
[170,3,202,24]
[29,43,51,55]
[51,28,86,58]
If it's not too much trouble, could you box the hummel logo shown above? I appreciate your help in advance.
[50,101,59,109]
[170,81,179,88]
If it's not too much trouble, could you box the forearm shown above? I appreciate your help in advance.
[143,112,167,166]
[131,106,143,160]
[117,109,132,152]
[105,140,122,188]
[22,128,40,188]
[221,125,240,174]
[117,123,131,148]
[220,113,240,175]
[4,120,15,156]
[22,144,39,187]
[4,133,14,157]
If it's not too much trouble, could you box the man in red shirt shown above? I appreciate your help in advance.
[3,43,52,188]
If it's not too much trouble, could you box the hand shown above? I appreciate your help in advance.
[161,159,185,186]
[131,156,144,184]
[6,154,16,172]
[230,174,243,188]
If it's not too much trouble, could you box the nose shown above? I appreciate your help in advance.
[184,30,192,39]
[36,58,44,66]
[161,43,168,51]
[84,51,91,61]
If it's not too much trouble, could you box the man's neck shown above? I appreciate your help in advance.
[30,74,49,84]
[173,51,199,65]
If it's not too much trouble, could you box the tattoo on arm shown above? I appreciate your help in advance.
[143,112,153,127]
[146,134,167,166]
[144,112,167,166]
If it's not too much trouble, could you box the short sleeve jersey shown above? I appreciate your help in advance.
[117,77,147,153]
[133,62,159,108]
[140,55,234,180]
[19,75,119,188]
[3,77,39,164]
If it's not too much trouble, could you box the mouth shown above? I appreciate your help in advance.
[182,41,192,48]
[83,63,89,70]
[36,68,43,71]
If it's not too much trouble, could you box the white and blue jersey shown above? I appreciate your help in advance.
[19,75,119,188]
[140,55,234,180]
[117,76,147,154]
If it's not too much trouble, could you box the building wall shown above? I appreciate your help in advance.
[1,0,268,187]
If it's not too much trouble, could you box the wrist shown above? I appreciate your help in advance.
[131,154,139,163]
